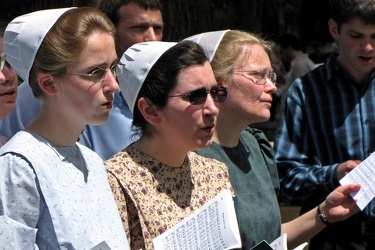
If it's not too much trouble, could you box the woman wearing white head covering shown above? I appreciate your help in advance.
[105,40,233,250]
[0,7,129,249]
[187,30,361,250]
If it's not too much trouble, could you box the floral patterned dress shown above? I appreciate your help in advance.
[105,145,234,250]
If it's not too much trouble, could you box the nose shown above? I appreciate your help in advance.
[264,78,277,93]
[363,42,374,51]
[0,65,17,86]
[143,28,157,42]
[0,71,5,85]
[361,37,375,51]
[103,71,119,92]
[203,93,219,117]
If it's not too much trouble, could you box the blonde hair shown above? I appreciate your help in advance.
[29,7,116,98]
[211,30,275,83]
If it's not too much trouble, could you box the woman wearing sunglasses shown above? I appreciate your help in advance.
[186,30,361,250]
[105,40,233,250]
[0,22,18,146]
[0,8,129,249]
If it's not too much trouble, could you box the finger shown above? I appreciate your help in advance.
[339,183,361,194]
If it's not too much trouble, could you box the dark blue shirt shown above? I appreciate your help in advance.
[275,53,375,218]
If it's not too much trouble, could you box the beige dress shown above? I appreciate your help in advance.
[105,145,233,250]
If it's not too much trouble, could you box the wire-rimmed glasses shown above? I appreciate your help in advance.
[66,63,125,83]
[0,52,5,71]
[233,68,277,85]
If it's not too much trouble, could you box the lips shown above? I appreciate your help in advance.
[201,123,215,133]
[102,101,113,109]
[264,98,272,103]
[0,89,17,101]
[358,55,374,63]
[0,88,16,96]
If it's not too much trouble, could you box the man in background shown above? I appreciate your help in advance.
[275,0,375,249]
[278,33,315,96]
[100,0,163,56]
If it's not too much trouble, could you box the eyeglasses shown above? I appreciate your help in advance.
[0,52,12,71]
[0,52,5,71]
[168,86,228,105]
[66,63,125,83]
[233,69,277,85]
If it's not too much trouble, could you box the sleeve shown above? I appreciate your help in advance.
[0,216,39,249]
[106,170,130,237]
[0,83,42,138]
[274,81,339,206]
[216,160,235,196]
[106,168,146,250]
[246,127,280,191]
[0,153,42,248]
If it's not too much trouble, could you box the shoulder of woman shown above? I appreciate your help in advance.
[0,152,39,186]
[243,127,273,148]
[189,151,230,173]
[104,149,132,168]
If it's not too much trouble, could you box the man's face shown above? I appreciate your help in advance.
[116,3,164,56]
[329,18,375,82]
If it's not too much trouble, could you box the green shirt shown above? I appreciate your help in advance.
[196,127,281,249]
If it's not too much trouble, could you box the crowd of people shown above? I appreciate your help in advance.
[0,0,373,249]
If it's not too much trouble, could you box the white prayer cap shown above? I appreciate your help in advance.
[184,30,230,62]
[3,8,74,82]
[118,41,177,114]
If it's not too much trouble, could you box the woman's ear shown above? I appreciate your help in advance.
[137,97,162,125]
[37,73,57,95]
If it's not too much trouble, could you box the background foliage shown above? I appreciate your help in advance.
[0,0,333,62]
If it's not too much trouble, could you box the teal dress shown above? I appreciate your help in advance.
[196,127,281,249]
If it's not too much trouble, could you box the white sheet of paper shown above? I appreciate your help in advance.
[269,233,308,250]
[270,233,287,250]
[339,152,375,210]
[152,190,241,250]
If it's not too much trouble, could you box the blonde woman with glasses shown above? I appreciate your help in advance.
[187,30,361,250]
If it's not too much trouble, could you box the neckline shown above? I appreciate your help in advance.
[25,130,84,163]
[129,144,190,169]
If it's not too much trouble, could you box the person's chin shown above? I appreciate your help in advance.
[255,112,271,123]
[91,112,110,125]
[0,102,16,113]
[196,139,214,150]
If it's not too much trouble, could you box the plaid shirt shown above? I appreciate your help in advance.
[274,53,375,216]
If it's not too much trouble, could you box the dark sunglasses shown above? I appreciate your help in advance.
[168,86,227,105]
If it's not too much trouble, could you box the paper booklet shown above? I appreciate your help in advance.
[252,234,308,250]
[339,151,375,210]
[152,189,241,250]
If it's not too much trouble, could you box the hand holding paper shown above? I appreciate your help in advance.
[340,152,375,210]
